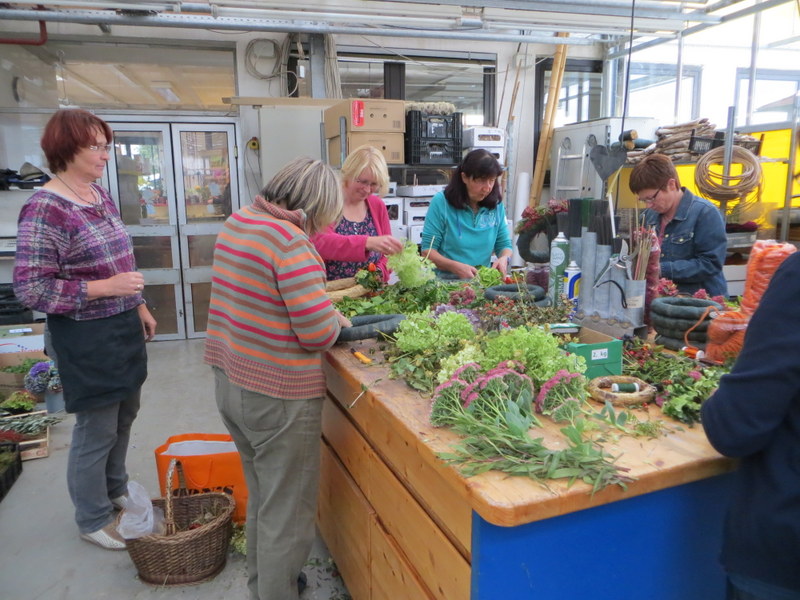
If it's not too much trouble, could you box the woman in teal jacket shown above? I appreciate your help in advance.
[420,149,512,279]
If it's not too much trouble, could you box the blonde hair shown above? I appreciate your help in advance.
[261,157,343,236]
[340,144,390,196]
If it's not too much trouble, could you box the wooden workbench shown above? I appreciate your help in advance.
[318,342,738,600]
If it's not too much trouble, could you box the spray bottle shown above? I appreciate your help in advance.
[547,232,569,306]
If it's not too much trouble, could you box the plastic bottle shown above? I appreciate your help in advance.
[547,232,569,305]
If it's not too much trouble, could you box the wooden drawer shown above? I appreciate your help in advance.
[318,440,372,600]
[323,390,472,559]
[371,514,437,600]
[370,451,471,600]
[322,396,471,600]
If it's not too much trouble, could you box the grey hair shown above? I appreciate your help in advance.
[340,144,389,196]
[260,157,343,236]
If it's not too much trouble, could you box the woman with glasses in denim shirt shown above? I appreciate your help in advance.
[312,144,403,282]
[629,153,728,297]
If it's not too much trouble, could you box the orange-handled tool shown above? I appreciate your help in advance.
[350,347,372,364]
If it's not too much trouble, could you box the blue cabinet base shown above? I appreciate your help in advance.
[472,472,734,599]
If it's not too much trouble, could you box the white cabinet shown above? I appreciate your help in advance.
[550,117,659,201]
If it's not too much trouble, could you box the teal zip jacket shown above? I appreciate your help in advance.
[420,191,512,270]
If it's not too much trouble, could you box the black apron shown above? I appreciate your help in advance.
[47,308,147,413]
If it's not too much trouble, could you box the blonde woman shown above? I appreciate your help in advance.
[205,156,350,600]
[312,144,403,282]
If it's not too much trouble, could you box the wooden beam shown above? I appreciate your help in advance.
[529,33,569,207]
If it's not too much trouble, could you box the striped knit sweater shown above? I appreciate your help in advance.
[204,196,341,400]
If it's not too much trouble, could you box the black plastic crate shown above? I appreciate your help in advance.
[406,138,460,165]
[0,442,22,504]
[688,129,762,156]
[406,111,463,144]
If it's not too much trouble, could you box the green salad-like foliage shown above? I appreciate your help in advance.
[474,265,503,288]
[393,312,474,354]
[387,241,436,288]
[482,326,585,387]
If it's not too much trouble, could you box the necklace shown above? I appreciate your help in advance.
[55,174,104,213]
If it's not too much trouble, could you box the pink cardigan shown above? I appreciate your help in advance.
[311,194,393,282]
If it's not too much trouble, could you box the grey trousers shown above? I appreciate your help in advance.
[213,367,323,600]
[67,391,141,534]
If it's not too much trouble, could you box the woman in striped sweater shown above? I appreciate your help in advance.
[205,156,350,600]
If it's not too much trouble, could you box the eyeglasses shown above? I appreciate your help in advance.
[87,144,113,153]
[638,188,662,204]
[354,178,379,191]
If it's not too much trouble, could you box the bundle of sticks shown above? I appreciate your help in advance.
[626,117,716,164]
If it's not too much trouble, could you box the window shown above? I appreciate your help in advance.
[534,59,604,160]
[735,68,800,126]
[627,63,702,124]
[337,49,496,126]
[4,40,235,111]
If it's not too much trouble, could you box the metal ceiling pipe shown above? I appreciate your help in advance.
[0,8,599,45]
[375,0,722,23]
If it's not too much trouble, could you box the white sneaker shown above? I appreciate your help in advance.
[111,494,129,511]
[80,523,127,550]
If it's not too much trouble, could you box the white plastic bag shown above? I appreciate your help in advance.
[116,481,165,539]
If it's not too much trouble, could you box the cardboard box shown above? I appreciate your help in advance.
[328,132,404,167]
[0,351,49,394]
[563,327,622,379]
[323,98,406,139]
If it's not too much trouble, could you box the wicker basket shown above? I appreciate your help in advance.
[124,458,235,586]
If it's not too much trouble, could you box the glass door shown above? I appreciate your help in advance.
[105,124,185,340]
[105,121,238,340]
[172,124,238,338]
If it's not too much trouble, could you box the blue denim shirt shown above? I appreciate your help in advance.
[642,188,727,297]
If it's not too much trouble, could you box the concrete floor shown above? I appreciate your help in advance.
[0,339,351,600]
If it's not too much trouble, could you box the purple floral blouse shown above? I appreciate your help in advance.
[324,211,382,280]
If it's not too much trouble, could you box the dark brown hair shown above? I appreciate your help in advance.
[40,108,113,173]
[444,148,504,210]
[629,153,681,193]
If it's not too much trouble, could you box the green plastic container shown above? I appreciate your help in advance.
[563,328,622,379]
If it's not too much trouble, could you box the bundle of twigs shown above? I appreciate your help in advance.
[632,228,653,280]
[627,118,716,164]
